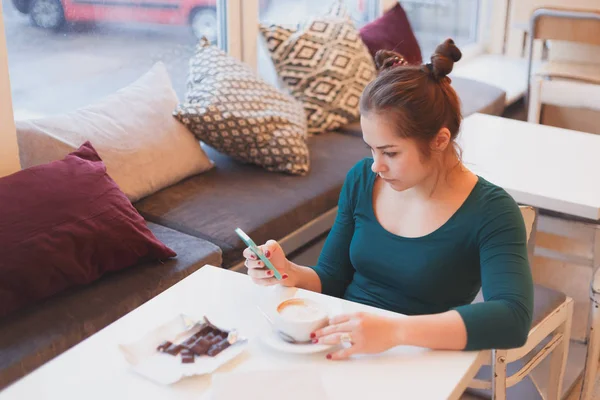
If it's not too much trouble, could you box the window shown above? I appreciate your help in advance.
[3,0,223,119]
[259,0,372,28]
[400,0,481,57]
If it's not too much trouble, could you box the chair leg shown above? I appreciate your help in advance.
[581,299,600,400]
[492,349,507,400]
[527,76,543,124]
[581,228,600,400]
[548,299,574,400]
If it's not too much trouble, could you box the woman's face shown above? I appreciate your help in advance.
[360,113,435,192]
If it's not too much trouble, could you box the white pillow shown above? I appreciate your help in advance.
[16,62,214,202]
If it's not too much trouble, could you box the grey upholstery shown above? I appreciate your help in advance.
[452,76,507,117]
[0,223,221,390]
[135,129,371,268]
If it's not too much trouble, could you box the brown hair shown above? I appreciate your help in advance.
[359,38,463,160]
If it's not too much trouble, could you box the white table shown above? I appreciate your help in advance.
[459,113,600,221]
[459,113,600,399]
[0,266,484,400]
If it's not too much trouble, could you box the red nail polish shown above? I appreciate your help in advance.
[310,332,315,338]
[265,250,271,257]
[312,339,318,343]
[267,270,273,275]
[282,274,288,280]
[326,354,332,360]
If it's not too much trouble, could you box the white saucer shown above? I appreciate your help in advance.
[259,329,336,355]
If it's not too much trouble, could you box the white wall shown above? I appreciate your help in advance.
[0,0,19,177]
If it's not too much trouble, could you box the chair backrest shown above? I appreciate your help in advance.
[530,7,600,46]
[526,7,600,99]
[520,205,535,245]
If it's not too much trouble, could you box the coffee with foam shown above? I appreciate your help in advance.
[278,300,323,321]
[273,298,328,342]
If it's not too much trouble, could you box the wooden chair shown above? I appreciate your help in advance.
[525,7,600,124]
[465,206,574,400]
[581,231,600,400]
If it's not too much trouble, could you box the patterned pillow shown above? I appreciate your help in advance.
[173,38,310,175]
[260,2,376,134]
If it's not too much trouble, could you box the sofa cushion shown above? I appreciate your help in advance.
[452,76,506,117]
[259,3,376,134]
[359,3,423,65]
[16,62,214,202]
[173,38,310,176]
[0,223,221,390]
[0,142,176,320]
[135,128,370,268]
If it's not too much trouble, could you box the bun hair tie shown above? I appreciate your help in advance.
[391,56,408,67]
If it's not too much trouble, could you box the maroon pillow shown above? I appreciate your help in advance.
[0,141,176,318]
[359,3,423,65]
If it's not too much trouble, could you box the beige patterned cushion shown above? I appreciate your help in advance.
[260,2,376,134]
[16,62,214,202]
[174,38,310,175]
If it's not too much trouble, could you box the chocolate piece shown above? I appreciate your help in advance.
[156,340,172,352]
[181,335,198,348]
[189,338,211,356]
[157,340,182,355]
[210,334,223,346]
[165,343,182,355]
[197,325,214,337]
[181,348,195,364]
[207,338,231,357]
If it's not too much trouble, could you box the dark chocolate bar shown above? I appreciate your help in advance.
[155,316,233,362]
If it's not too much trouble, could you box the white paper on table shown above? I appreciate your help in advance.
[118,314,248,385]
[210,369,330,400]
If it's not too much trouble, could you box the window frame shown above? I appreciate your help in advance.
[0,3,19,177]
[0,0,508,177]
[230,0,259,71]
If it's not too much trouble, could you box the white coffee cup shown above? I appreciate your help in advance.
[273,298,329,342]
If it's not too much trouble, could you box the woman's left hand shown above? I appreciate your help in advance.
[311,312,401,360]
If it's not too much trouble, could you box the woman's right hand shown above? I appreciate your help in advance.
[243,240,294,287]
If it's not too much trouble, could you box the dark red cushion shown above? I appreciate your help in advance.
[0,141,176,318]
[359,3,423,65]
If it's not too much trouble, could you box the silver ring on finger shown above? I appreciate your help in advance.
[340,332,353,345]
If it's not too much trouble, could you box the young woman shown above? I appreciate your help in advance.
[243,39,534,360]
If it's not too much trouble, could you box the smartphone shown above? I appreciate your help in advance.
[235,228,282,280]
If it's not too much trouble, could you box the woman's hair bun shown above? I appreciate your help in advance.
[429,38,462,80]
[374,49,408,73]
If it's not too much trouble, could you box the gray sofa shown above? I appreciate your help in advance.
[0,77,507,390]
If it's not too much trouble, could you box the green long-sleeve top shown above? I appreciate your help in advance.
[311,158,534,351]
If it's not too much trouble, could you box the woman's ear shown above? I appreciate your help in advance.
[431,128,451,153]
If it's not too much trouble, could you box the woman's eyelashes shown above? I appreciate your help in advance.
[365,144,398,158]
